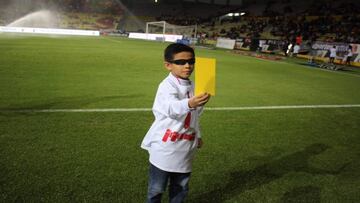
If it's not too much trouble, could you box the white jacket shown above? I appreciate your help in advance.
[141,73,203,173]
[330,47,337,58]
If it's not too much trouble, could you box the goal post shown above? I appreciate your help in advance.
[145,21,197,41]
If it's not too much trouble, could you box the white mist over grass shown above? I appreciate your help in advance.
[2,0,147,32]
[7,10,59,28]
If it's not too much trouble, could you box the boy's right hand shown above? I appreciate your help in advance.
[188,93,211,108]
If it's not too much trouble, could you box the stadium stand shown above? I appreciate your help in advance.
[193,2,360,44]
[1,0,359,67]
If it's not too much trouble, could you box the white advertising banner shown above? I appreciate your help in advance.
[0,26,100,36]
[312,41,348,52]
[216,38,236,49]
[128,33,183,42]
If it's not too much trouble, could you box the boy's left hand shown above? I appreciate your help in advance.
[197,138,203,148]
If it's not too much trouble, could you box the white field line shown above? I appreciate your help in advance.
[1,104,360,113]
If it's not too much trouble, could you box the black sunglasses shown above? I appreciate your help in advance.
[168,58,196,65]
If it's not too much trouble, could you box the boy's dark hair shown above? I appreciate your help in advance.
[164,43,195,62]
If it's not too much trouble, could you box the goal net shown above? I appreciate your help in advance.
[145,21,197,39]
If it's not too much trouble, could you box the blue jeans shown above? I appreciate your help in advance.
[147,164,191,203]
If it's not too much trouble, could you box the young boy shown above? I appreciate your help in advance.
[329,45,337,63]
[345,45,353,66]
[141,43,210,203]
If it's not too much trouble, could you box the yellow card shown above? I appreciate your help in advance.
[195,57,216,96]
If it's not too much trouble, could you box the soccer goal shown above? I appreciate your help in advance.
[145,21,197,40]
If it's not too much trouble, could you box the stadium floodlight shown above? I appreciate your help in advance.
[145,21,197,42]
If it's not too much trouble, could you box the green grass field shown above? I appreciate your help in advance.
[0,34,359,202]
